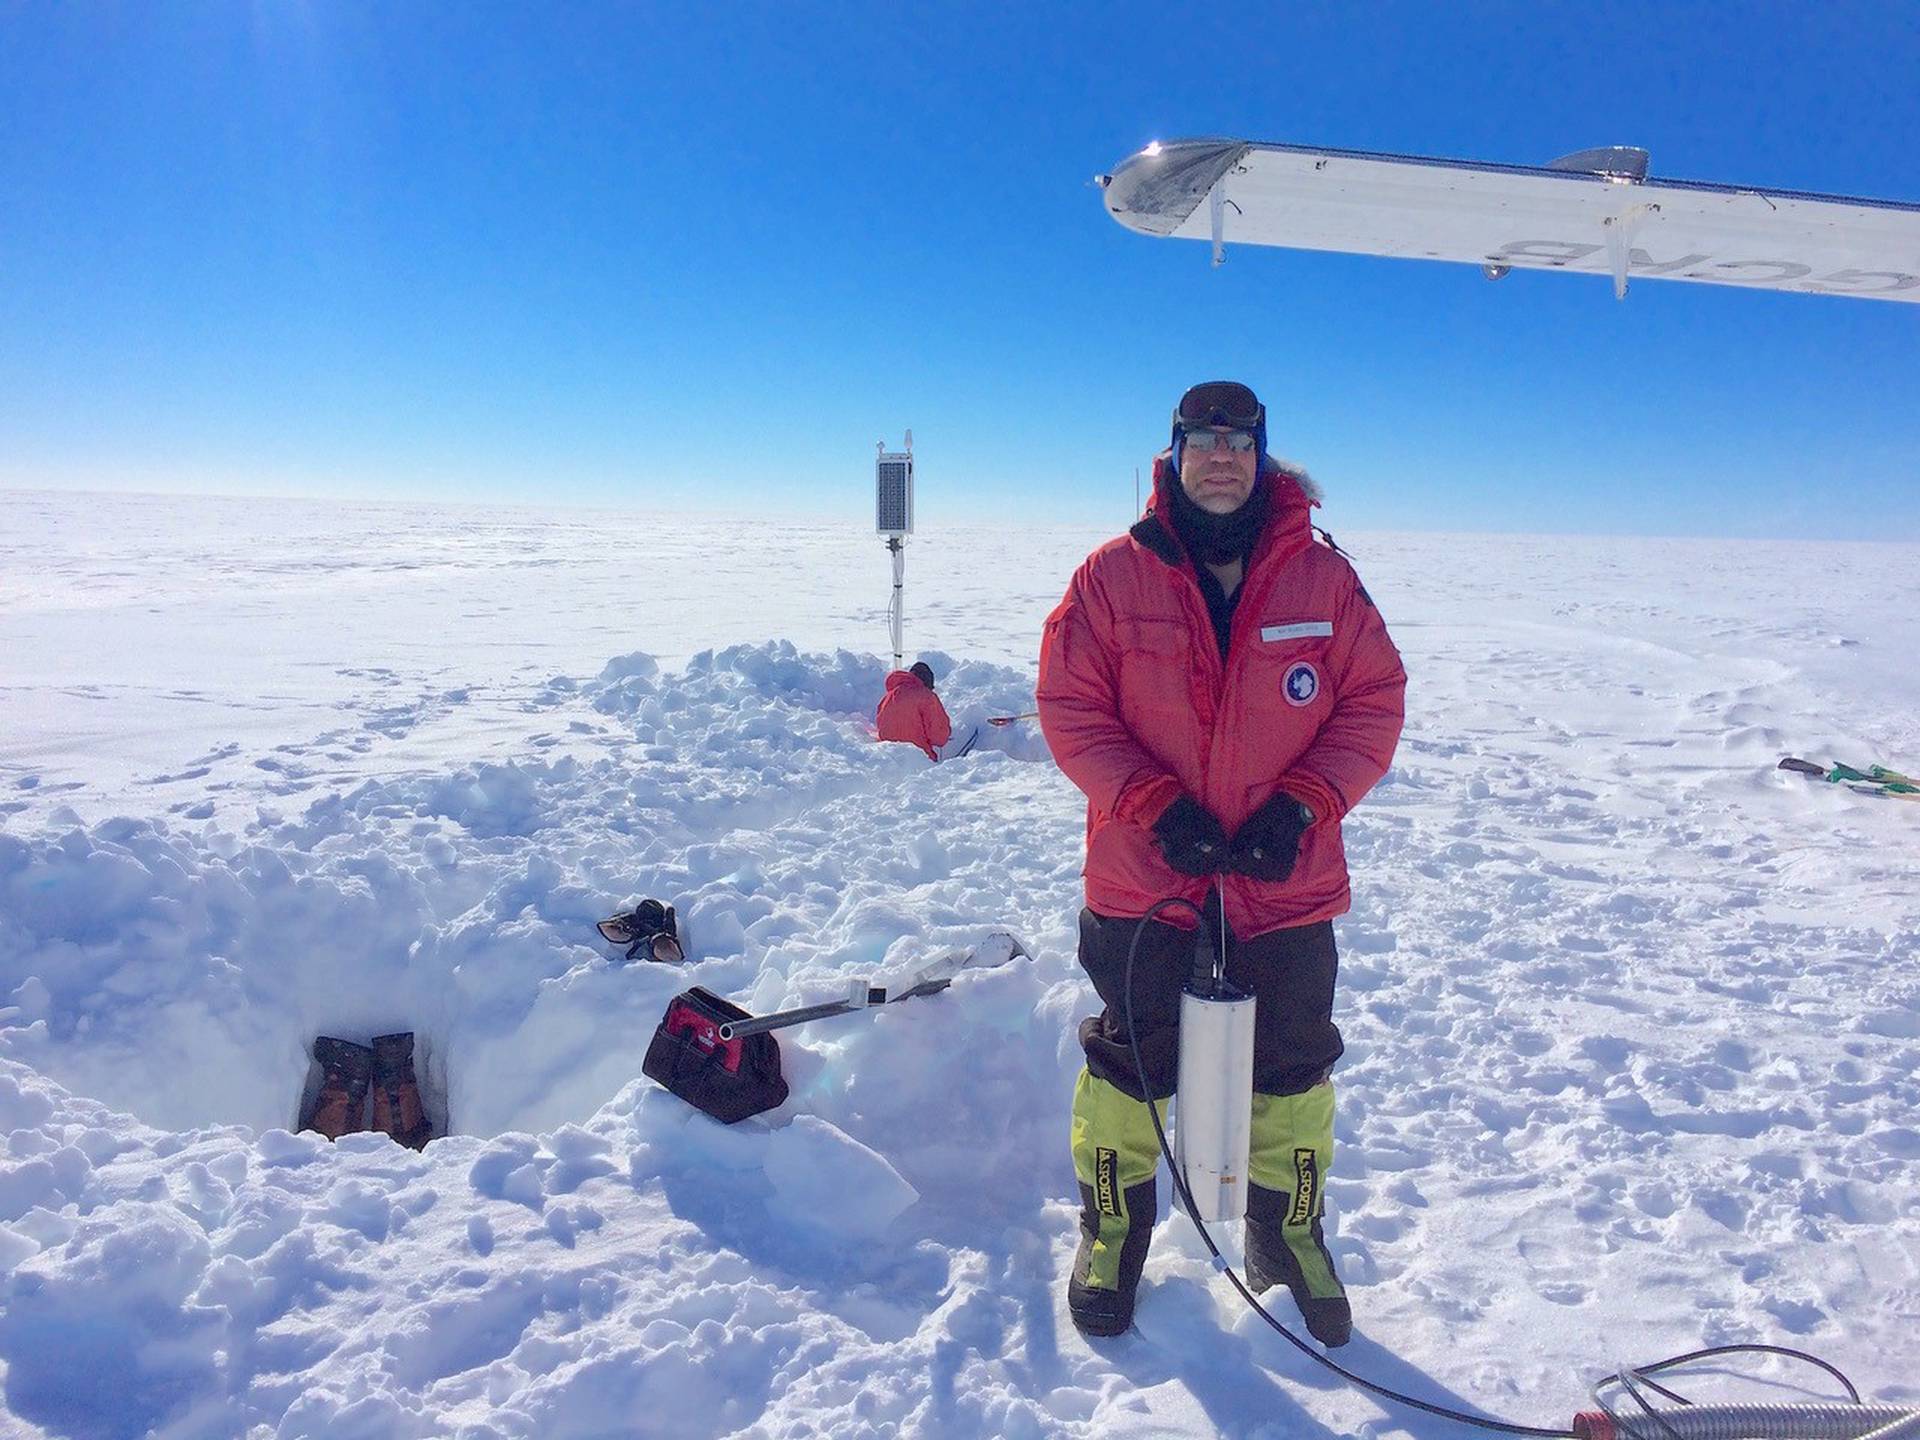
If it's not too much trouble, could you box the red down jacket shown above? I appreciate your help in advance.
[1038,456,1406,938]
[876,670,953,761]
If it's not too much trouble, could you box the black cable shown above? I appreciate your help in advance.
[1618,1346,1860,1406]
[1587,1342,1866,1439]
[1610,1367,1690,1440]
[1623,1373,1692,1408]
[1116,897,1865,1437]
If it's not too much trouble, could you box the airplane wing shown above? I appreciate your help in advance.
[1097,138,1920,303]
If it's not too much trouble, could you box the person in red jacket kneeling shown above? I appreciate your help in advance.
[876,660,953,762]
[1038,381,1406,1343]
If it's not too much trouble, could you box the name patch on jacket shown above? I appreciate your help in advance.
[1260,621,1334,643]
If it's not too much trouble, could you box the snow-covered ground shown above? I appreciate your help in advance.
[1,487,1916,1439]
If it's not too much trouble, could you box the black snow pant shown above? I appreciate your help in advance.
[1075,900,1343,1102]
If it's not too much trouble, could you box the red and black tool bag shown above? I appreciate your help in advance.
[642,987,789,1123]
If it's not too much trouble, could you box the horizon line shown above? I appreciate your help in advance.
[4,482,1916,548]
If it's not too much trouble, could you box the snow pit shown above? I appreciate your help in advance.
[0,644,1059,1144]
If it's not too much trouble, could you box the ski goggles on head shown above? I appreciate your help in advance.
[1175,380,1264,433]
[1180,427,1257,453]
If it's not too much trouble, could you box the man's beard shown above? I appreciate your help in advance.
[1168,471,1270,564]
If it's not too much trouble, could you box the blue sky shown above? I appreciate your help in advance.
[2,1,1916,537]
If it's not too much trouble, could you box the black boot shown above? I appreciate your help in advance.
[1246,1183,1352,1347]
[368,1032,433,1150]
[1068,1177,1157,1336]
[304,1037,373,1140]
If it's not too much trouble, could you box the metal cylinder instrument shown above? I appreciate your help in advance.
[1173,902,1256,1223]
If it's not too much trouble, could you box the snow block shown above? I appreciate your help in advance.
[761,1115,918,1237]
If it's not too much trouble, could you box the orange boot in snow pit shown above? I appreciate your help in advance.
[304,1037,373,1139]
[369,1031,433,1150]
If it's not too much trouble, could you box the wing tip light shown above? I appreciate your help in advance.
[1100,137,1250,237]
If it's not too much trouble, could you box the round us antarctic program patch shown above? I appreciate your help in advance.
[1283,661,1320,707]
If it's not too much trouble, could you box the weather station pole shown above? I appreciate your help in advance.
[889,539,905,668]
[876,432,914,670]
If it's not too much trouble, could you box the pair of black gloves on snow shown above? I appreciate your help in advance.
[1153,791,1311,881]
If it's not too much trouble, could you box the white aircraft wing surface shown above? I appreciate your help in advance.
[1098,138,1920,302]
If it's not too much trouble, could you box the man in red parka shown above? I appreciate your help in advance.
[876,660,953,762]
[1038,381,1405,1343]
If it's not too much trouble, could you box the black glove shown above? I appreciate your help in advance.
[1229,791,1311,881]
[1152,794,1229,876]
